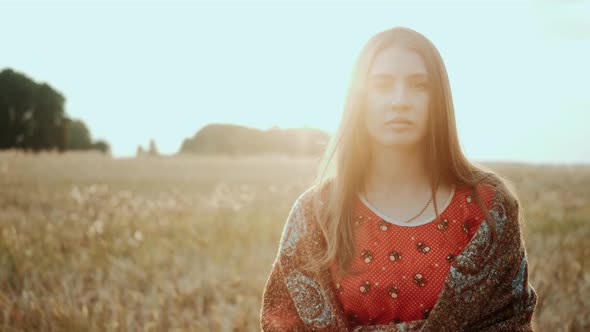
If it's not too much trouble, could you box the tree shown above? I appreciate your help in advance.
[64,118,92,150]
[91,140,110,154]
[0,69,38,149]
[30,83,66,151]
[148,139,159,156]
[136,145,145,157]
[0,68,111,153]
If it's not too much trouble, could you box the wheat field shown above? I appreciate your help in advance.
[0,151,588,331]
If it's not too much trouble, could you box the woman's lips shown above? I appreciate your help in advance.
[385,122,413,130]
[386,118,414,125]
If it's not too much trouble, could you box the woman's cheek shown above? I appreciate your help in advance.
[417,110,430,139]
[365,100,382,132]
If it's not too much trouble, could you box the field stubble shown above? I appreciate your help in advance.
[0,151,588,331]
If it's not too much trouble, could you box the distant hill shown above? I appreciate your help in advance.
[178,123,331,157]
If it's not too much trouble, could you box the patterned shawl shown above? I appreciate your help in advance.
[260,183,538,331]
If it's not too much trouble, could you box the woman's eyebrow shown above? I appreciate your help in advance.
[408,73,429,79]
[370,73,429,80]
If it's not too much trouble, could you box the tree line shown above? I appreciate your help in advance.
[0,68,109,153]
[179,123,330,157]
[1,68,330,157]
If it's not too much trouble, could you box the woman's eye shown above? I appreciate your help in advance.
[372,82,392,92]
[413,81,428,89]
[370,80,428,92]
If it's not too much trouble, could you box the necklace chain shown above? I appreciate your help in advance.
[402,194,433,223]
[364,191,434,224]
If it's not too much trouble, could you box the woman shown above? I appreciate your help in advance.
[260,26,537,331]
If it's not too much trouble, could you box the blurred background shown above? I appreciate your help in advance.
[0,0,588,331]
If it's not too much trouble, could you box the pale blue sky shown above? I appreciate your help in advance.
[1,0,589,163]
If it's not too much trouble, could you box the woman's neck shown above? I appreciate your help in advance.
[363,143,431,197]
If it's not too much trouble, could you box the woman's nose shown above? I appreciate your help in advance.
[390,83,410,109]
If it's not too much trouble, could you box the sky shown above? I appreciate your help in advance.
[1,0,589,163]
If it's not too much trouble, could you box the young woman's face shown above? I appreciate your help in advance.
[365,46,430,148]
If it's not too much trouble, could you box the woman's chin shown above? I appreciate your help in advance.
[373,135,422,149]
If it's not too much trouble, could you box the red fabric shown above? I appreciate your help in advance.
[329,183,495,327]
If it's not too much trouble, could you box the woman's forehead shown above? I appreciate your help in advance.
[368,46,428,78]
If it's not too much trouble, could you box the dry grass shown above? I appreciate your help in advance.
[0,151,588,331]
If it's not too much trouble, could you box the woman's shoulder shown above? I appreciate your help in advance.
[473,179,519,217]
[294,178,333,208]
[475,182,497,210]
[456,178,514,214]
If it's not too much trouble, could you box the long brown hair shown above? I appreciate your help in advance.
[302,26,523,279]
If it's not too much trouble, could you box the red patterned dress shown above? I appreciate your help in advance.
[329,183,496,326]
